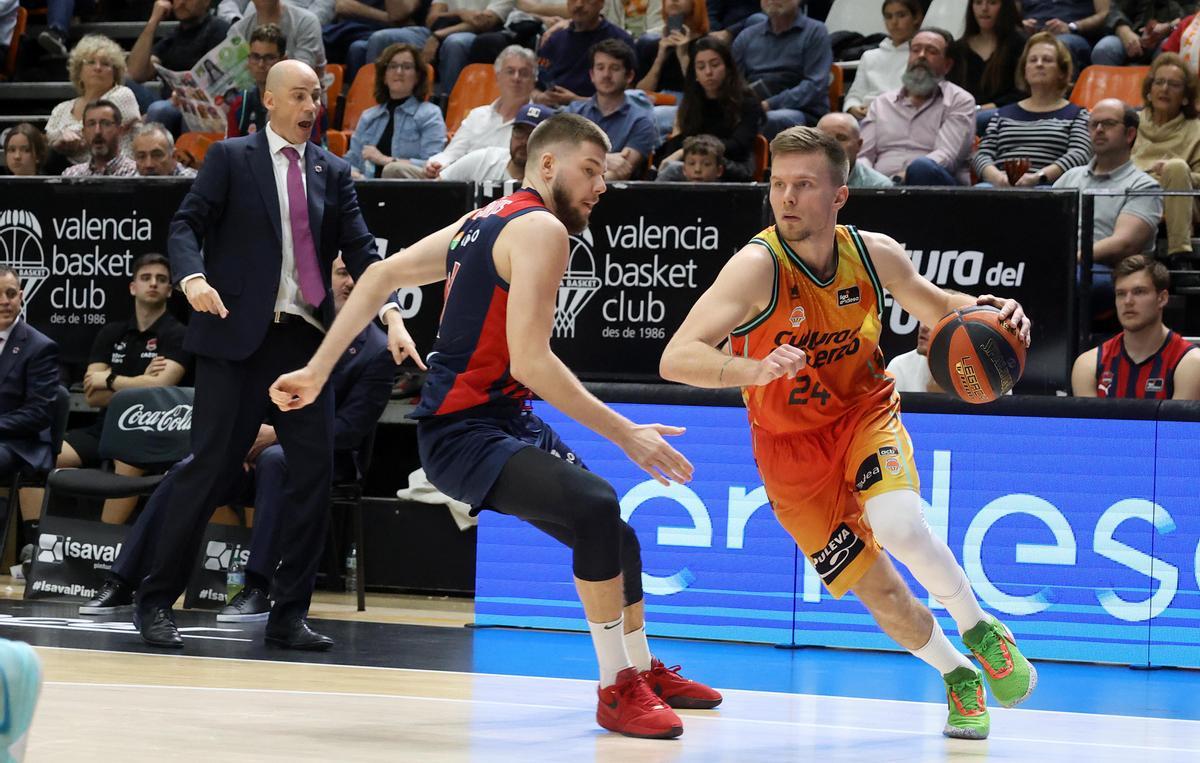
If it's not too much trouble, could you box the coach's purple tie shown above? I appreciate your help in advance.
[281,146,325,308]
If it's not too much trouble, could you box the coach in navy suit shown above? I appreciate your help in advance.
[135,60,419,650]
[0,266,59,481]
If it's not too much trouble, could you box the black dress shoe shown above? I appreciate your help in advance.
[264,618,334,651]
[80,578,133,615]
[138,607,183,649]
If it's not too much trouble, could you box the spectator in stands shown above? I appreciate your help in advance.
[2,124,48,177]
[226,24,286,137]
[325,0,424,85]
[1056,99,1161,278]
[62,100,139,177]
[817,111,893,187]
[534,0,635,106]
[567,39,658,179]
[347,43,447,177]
[127,0,232,136]
[1019,0,1107,72]
[0,265,59,554]
[636,0,708,137]
[1131,53,1200,260]
[706,0,764,43]
[0,0,18,64]
[731,0,832,138]
[654,37,761,180]
[420,0,515,96]
[440,101,554,182]
[131,122,197,177]
[45,36,141,172]
[972,32,1090,187]
[33,0,95,58]
[1161,12,1200,66]
[1071,255,1200,399]
[229,0,328,77]
[220,0,335,24]
[950,0,1026,135]
[843,0,923,121]
[424,45,535,177]
[1092,0,1184,66]
[677,133,724,180]
[885,323,942,392]
[859,29,974,185]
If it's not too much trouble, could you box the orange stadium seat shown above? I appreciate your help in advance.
[2,7,27,81]
[1070,65,1150,110]
[645,91,677,106]
[754,134,769,181]
[340,66,376,132]
[175,132,223,169]
[325,63,345,102]
[830,64,844,112]
[326,130,348,157]
[445,63,499,136]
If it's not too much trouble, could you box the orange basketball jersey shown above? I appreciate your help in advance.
[729,224,896,434]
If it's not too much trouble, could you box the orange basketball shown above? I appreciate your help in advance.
[926,306,1025,403]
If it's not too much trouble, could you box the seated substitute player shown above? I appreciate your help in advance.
[1071,255,1200,399]
[269,113,721,740]
[660,126,1035,740]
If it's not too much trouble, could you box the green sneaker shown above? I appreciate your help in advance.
[962,617,1037,708]
[942,666,990,740]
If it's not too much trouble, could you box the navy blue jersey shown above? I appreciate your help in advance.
[412,188,548,418]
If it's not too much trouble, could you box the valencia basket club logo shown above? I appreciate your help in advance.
[0,210,50,310]
[554,229,602,338]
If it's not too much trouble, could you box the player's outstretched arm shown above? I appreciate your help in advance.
[503,213,693,486]
[862,231,1032,346]
[1071,349,1098,397]
[661,244,805,388]
[269,213,470,411]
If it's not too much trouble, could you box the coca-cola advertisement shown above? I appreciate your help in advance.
[98,387,194,466]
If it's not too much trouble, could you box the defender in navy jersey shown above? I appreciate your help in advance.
[270,113,720,740]
[1073,255,1200,399]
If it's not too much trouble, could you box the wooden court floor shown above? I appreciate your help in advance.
[22,644,1200,762]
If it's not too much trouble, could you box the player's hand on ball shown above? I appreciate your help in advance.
[269,367,325,411]
[184,278,228,318]
[619,423,694,485]
[976,294,1032,346]
[753,344,806,386]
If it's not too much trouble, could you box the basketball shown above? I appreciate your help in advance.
[926,305,1026,403]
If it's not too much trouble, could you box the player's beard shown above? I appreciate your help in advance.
[551,177,590,235]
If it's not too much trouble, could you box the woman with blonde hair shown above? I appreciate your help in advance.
[43,35,140,172]
[972,31,1090,186]
[1132,53,1200,259]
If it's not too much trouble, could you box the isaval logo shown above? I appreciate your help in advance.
[203,541,249,572]
[35,533,121,565]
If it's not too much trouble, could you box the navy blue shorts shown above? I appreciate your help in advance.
[417,410,583,512]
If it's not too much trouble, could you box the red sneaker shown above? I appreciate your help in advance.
[596,667,684,739]
[642,659,723,710]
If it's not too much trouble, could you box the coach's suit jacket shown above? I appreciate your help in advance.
[0,320,59,473]
[168,130,383,360]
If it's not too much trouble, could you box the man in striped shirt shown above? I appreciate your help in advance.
[1072,255,1200,399]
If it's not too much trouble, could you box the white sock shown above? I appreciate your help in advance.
[934,572,989,636]
[588,616,633,686]
[910,619,975,676]
[623,625,652,672]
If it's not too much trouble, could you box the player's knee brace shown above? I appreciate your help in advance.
[864,490,935,560]
[619,522,644,605]
[568,480,623,582]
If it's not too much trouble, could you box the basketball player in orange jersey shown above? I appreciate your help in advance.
[268,114,720,740]
[661,126,1035,739]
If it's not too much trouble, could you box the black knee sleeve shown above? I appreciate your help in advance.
[619,521,643,605]
[569,479,623,583]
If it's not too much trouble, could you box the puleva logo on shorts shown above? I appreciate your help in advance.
[810,522,865,583]
[836,286,860,307]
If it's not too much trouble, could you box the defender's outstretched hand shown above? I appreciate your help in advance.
[751,344,807,386]
[618,424,694,486]
[269,366,327,411]
[976,294,1032,346]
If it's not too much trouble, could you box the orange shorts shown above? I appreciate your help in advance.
[752,399,919,598]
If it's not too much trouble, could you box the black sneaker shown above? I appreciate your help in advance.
[217,587,271,622]
[37,29,68,59]
[79,579,133,615]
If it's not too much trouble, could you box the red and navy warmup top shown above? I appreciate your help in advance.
[1094,330,1196,399]
[411,189,547,419]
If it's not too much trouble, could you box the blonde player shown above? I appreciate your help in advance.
[661,126,1035,739]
